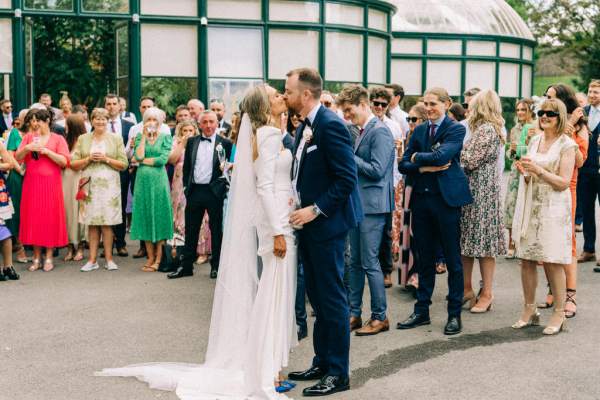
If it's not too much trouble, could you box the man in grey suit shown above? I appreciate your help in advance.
[337,85,395,336]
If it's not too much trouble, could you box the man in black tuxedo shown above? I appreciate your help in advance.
[169,111,232,280]
[210,100,232,138]
[105,93,134,256]
[0,99,18,134]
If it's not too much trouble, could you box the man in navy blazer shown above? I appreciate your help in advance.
[398,87,472,336]
[337,85,395,337]
[0,99,18,134]
[285,68,362,397]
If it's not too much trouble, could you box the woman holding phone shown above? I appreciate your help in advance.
[130,107,173,272]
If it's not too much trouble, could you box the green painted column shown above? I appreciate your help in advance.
[11,0,26,110]
[128,0,141,119]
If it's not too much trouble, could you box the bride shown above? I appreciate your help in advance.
[97,84,299,399]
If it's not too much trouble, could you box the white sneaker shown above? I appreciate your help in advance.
[80,262,99,272]
[105,261,119,271]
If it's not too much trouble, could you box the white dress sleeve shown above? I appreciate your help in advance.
[256,127,285,236]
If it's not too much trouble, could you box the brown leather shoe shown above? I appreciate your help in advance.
[355,318,390,336]
[383,274,393,288]
[577,252,596,263]
[350,316,363,331]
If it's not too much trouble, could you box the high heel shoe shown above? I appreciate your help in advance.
[512,304,541,329]
[543,311,566,335]
[462,290,477,309]
[470,296,494,313]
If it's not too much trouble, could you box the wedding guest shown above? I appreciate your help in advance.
[187,99,205,123]
[16,108,70,272]
[39,93,62,120]
[512,98,576,336]
[72,105,92,132]
[5,109,29,263]
[131,107,173,271]
[576,92,588,108]
[385,84,410,136]
[0,140,20,281]
[338,85,394,336]
[169,111,232,280]
[504,98,536,258]
[398,87,472,335]
[55,93,73,128]
[71,108,128,272]
[320,91,337,111]
[119,97,137,124]
[62,115,87,262]
[0,99,17,135]
[172,105,192,135]
[448,103,466,122]
[460,90,507,313]
[210,99,231,138]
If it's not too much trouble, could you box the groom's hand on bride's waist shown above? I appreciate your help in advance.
[290,205,320,227]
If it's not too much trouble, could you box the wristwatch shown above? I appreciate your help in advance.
[311,204,322,217]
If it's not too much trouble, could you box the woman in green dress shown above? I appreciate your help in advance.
[130,107,173,272]
[5,109,29,263]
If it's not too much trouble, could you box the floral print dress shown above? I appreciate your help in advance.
[460,123,507,258]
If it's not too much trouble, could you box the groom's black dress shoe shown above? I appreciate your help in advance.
[396,312,431,329]
[210,269,218,279]
[288,366,326,381]
[302,375,349,397]
[167,267,193,279]
[444,316,462,335]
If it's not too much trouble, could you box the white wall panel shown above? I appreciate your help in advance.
[368,36,387,83]
[269,30,319,79]
[392,38,421,54]
[465,61,496,91]
[207,0,261,20]
[426,60,461,95]
[521,65,532,97]
[369,9,387,31]
[391,59,421,95]
[208,27,263,78]
[141,0,196,16]
[270,1,320,23]
[141,24,197,77]
[325,31,363,82]
[0,19,11,73]
[427,39,462,55]
[500,42,520,59]
[498,63,519,97]
[466,40,496,56]
[326,2,363,27]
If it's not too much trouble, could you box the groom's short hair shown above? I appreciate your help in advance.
[337,85,369,106]
[287,68,322,100]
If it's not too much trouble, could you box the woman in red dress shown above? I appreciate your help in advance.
[16,108,70,272]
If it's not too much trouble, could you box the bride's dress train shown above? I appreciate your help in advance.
[97,118,297,400]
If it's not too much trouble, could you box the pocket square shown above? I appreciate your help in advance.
[307,145,318,154]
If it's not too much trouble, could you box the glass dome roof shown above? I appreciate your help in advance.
[390,0,534,41]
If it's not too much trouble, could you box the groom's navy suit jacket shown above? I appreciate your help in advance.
[294,105,363,241]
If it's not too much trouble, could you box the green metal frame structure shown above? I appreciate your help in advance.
[391,31,536,101]
[0,0,397,112]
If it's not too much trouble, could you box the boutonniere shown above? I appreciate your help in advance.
[303,126,313,144]
[432,142,441,150]
[215,143,224,153]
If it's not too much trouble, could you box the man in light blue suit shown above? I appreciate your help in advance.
[338,85,395,336]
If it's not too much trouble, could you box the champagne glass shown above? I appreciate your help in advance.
[291,189,303,230]
[517,145,529,177]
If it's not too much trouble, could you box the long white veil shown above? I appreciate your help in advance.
[97,114,264,399]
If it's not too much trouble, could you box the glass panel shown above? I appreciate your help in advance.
[466,40,496,57]
[465,61,495,92]
[25,22,33,76]
[141,0,197,16]
[498,63,519,97]
[0,19,12,73]
[427,39,462,56]
[116,25,129,79]
[141,24,198,77]
[521,65,532,97]
[269,30,319,80]
[82,0,128,13]
[369,9,387,31]
[208,27,263,79]
[117,78,129,100]
[391,38,421,54]
[325,2,363,27]
[426,60,461,96]
[209,79,263,120]
[0,0,10,8]
[24,0,73,11]
[368,36,386,84]
[325,31,363,82]
[523,46,533,61]
[142,77,198,119]
[270,0,320,23]
[207,0,261,20]
[499,42,520,59]
[391,59,421,96]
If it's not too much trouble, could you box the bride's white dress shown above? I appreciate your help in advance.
[97,119,298,400]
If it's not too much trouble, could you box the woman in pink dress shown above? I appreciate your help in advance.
[16,108,70,272]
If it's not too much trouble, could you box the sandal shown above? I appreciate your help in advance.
[73,249,84,262]
[28,259,41,272]
[16,248,30,263]
[506,247,516,259]
[43,259,55,272]
[141,263,159,272]
[565,289,577,318]
[538,285,554,309]
[64,250,74,262]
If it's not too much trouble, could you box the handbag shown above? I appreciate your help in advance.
[75,177,91,201]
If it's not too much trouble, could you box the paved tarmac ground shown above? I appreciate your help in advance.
[3,233,600,400]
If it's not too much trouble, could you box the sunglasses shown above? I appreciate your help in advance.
[406,117,420,123]
[537,110,559,118]
[461,103,469,109]
[372,101,389,108]
[322,101,332,108]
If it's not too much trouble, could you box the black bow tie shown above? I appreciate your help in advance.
[200,136,212,142]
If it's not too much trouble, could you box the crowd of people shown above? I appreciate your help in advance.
[1,77,600,343]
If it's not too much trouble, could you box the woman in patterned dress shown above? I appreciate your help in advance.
[71,108,128,272]
[512,98,576,336]
[460,90,507,313]
[504,98,536,258]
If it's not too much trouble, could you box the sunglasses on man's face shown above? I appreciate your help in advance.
[537,110,559,118]
[406,117,420,123]
[372,101,388,108]
[461,103,469,110]
[322,101,332,108]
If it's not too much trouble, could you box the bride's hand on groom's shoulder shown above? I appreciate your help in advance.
[289,206,317,227]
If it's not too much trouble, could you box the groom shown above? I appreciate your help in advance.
[285,68,363,397]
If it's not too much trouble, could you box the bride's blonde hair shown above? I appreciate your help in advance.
[240,85,271,160]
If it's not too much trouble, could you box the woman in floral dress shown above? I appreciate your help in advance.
[460,90,507,313]
[71,108,128,272]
